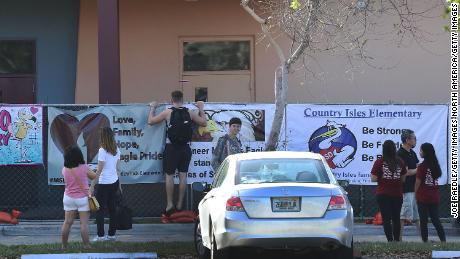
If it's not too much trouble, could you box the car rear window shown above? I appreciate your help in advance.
[237,158,330,184]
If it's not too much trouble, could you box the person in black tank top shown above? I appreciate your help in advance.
[148,91,207,216]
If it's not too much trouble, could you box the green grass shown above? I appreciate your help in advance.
[356,242,460,258]
[1,241,459,259]
[357,241,460,252]
[0,241,195,259]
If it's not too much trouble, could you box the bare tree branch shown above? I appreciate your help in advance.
[241,0,443,150]
[241,0,286,62]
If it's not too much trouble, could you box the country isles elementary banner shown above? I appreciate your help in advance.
[286,104,448,185]
[0,105,43,165]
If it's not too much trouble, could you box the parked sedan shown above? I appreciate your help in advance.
[193,151,353,259]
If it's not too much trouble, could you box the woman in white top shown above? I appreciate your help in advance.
[90,127,121,241]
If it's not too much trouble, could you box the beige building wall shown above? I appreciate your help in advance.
[75,0,449,104]
[76,0,99,104]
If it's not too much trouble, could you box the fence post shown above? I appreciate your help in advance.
[360,185,364,220]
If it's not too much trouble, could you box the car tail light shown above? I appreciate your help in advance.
[226,197,245,212]
[328,195,346,210]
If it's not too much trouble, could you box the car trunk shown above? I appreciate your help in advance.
[237,184,333,218]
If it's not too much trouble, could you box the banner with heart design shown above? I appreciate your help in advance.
[47,105,167,185]
[0,105,43,165]
[47,103,276,185]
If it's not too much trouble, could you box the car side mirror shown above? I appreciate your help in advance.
[192,182,210,192]
[337,180,349,188]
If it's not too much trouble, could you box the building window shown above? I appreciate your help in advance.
[183,41,250,72]
[0,40,35,75]
[195,87,208,102]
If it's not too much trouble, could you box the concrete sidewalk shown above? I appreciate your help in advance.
[0,221,458,246]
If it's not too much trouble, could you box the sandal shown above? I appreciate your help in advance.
[164,206,177,217]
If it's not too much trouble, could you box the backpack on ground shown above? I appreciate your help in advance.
[167,107,193,145]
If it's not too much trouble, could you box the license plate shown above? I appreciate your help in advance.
[272,197,300,212]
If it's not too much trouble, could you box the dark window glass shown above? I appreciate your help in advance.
[183,41,250,71]
[195,87,208,102]
[0,41,35,74]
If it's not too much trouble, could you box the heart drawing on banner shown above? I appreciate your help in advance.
[50,113,110,162]
[30,107,39,115]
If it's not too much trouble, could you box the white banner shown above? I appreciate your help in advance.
[47,105,166,185]
[48,104,274,185]
[286,104,448,185]
[0,105,43,165]
[187,103,274,183]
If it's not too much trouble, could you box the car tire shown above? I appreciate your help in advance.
[329,240,353,259]
[210,226,230,259]
[194,219,210,259]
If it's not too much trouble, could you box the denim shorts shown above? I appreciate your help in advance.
[400,192,419,220]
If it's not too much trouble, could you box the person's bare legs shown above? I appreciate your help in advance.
[165,173,175,211]
[61,211,76,249]
[176,172,187,210]
[79,211,91,249]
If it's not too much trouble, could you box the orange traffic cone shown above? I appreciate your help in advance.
[372,212,383,225]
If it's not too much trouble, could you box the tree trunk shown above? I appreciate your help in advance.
[265,63,288,151]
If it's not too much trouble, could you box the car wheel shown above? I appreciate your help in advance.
[329,240,353,259]
[194,219,210,259]
[210,226,230,259]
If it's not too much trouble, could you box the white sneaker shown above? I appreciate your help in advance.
[92,236,107,242]
[106,235,116,241]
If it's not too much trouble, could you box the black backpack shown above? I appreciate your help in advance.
[167,107,193,145]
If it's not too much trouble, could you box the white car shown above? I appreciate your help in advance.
[193,151,353,259]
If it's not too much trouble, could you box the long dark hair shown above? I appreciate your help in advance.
[421,143,442,179]
[382,140,398,173]
[64,145,85,168]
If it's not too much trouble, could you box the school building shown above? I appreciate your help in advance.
[0,0,449,105]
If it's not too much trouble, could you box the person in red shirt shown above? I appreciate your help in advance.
[415,143,446,242]
[371,140,407,242]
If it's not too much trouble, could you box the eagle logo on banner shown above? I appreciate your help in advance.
[308,120,357,169]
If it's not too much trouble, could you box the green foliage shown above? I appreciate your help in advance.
[290,0,300,10]
[445,1,459,18]
[444,0,459,31]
